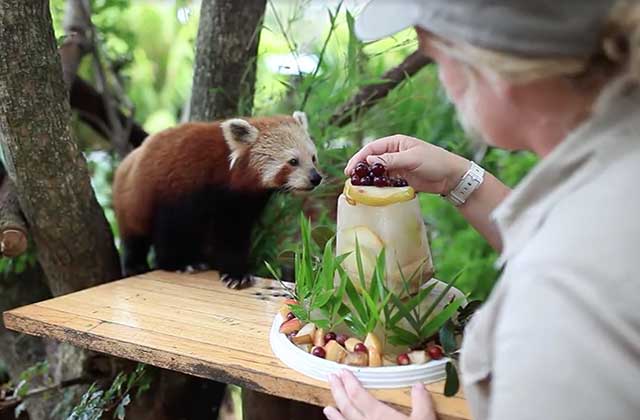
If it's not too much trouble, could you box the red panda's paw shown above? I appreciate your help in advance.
[221,273,254,290]
[177,263,211,274]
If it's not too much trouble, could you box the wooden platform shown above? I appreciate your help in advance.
[3,271,471,420]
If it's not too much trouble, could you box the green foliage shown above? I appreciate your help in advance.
[67,364,150,420]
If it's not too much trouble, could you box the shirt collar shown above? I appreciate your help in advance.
[492,77,640,267]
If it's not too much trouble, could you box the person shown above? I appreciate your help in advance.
[323,1,640,419]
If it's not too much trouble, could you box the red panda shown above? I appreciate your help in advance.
[112,111,322,288]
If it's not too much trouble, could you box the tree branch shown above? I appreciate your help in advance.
[330,50,432,127]
[0,169,28,258]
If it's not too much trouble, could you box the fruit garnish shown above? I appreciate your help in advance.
[427,345,444,360]
[350,174,362,186]
[325,340,348,363]
[292,323,316,345]
[279,318,302,334]
[343,179,415,206]
[324,331,337,343]
[368,347,383,367]
[312,346,326,359]
[278,298,299,319]
[354,343,367,353]
[392,177,409,187]
[344,351,369,367]
[397,353,410,365]
[408,350,429,364]
[360,175,373,186]
[286,312,295,321]
[364,333,383,352]
[335,333,348,346]
[345,337,364,352]
[354,162,370,178]
[314,327,326,347]
[370,162,386,177]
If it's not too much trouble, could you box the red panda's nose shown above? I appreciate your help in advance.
[310,169,322,186]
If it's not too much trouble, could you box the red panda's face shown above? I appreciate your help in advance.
[222,112,322,192]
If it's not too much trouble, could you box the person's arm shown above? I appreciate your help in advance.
[345,135,510,252]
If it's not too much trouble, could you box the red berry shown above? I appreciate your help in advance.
[350,175,362,186]
[371,163,386,177]
[427,345,444,360]
[397,353,410,365]
[373,176,387,187]
[312,346,326,358]
[354,343,367,353]
[360,176,373,186]
[324,332,337,343]
[286,312,296,321]
[336,334,348,346]
[354,162,369,178]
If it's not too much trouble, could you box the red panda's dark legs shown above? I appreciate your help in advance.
[122,236,151,277]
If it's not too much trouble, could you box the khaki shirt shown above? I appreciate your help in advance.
[460,78,640,420]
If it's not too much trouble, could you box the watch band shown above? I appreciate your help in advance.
[444,161,485,207]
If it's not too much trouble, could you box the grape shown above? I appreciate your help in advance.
[427,345,443,360]
[336,334,348,346]
[312,346,326,358]
[324,332,337,343]
[354,162,370,178]
[360,176,373,186]
[397,353,410,365]
[371,163,386,177]
[354,343,367,353]
[350,175,362,186]
[286,312,295,321]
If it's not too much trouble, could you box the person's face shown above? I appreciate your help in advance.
[415,28,524,151]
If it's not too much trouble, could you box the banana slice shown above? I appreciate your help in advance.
[344,180,415,207]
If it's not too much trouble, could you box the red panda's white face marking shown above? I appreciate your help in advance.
[222,112,321,191]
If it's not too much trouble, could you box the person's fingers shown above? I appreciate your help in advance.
[344,136,404,175]
[328,373,366,420]
[323,406,347,420]
[339,370,381,410]
[410,383,437,420]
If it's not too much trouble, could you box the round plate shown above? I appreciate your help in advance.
[269,279,464,388]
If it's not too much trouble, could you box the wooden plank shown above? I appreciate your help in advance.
[3,271,471,420]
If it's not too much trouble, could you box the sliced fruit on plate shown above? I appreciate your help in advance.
[408,350,429,365]
[345,337,364,352]
[279,318,302,334]
[314,327,326,347]
[368,347,383,367]
[339,226,383,281]
[344,351,369,367]
[326,340,348,363]
[292,323,316,345]
[364,333,383,352]
[344,179,415,207]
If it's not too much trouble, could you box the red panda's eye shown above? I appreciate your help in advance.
[288,158,299,166]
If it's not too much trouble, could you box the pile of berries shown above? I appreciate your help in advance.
[350,161,408,187]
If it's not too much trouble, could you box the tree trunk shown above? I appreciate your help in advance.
[189,0,267,121]
[0,0,121,297]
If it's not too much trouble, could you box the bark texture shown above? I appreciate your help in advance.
[190,0,267,121]
[0,0,121,297]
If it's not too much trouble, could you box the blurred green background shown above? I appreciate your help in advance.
[45,0,537,301]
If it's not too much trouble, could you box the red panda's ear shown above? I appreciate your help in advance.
[221,118,259,151]
[293,111,309,132]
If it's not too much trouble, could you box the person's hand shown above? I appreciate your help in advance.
[324,370,437,420]
[345,135,469,195]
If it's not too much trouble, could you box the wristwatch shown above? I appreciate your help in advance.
[444,161,485,207]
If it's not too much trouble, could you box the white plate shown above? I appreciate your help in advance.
[269,279,465,389]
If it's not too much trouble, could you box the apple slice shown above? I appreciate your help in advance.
[368,347,383,367]
[278,298,299,319]
[325,340,348,363]
[408,350,429,365]
[313,327,326,347]
[344,351,369,367]
[279,318,302,335]
[364,333,383,352]
[339,226,383,282]
[344,179,415,207]
[344,337,364,352]
[292,323,316,345]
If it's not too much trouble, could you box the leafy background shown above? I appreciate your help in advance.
[2,0,539,417]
